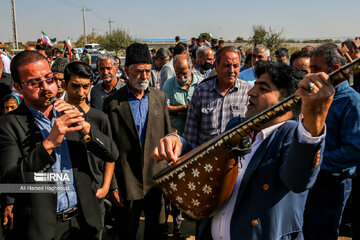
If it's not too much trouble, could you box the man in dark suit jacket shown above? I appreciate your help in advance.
[103,43,171,240]
[152,62,335,239]
[0,50,117,240]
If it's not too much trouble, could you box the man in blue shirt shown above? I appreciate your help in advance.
[0,50,115,239]
[104,43,171,240]
[238,44,270,85]
[303,43,360,240]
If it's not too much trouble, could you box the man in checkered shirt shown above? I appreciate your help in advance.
[183,46,252,145]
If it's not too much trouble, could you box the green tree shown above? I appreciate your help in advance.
[99,28,133,53]
[248,25,285,54]
[75,32,101,46]
[234,36,245,43]
[199,33,212,42]
[248,25,267,46]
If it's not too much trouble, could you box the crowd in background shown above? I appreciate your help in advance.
[0,34,359,240]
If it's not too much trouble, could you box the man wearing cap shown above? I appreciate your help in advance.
[103,43,171,240]
[51,57,70,100]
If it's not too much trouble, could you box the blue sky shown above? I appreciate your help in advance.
[1,0,359,43]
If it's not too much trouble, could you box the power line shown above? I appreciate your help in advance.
[89,11,108,22]
[57,0,82,9]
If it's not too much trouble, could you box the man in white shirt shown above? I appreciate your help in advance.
[152,62,335,239]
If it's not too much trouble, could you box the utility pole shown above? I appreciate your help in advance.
[11,0,18,49]
[108,19,114,35]
[82,6,90,44]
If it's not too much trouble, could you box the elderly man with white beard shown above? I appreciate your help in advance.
[103,43,171,240]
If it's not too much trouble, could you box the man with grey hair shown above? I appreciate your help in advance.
[90,53,125,110]
[183,46,252,146]
[193,46,215,79]
[160,43,188,89]
[51,57,70,99]
[163,54,203,135]
[151,48,171,89]
[238,44,270,84]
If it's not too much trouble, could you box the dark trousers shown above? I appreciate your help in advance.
[351,170,360,239]
[164,198,182,230]
[55,215,82,240]
[303,171,352,240]
[55,211,100,240]
[115,193,165,240]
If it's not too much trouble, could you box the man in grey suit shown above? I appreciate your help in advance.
[103,43,171,240]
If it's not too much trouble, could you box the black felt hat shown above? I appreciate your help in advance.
[125,43,152,66]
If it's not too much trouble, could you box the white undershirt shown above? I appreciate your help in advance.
[211,121,325,240]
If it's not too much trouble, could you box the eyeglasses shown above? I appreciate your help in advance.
[135,69,151,74]
[20,75,56,88]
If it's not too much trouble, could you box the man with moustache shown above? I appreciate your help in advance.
[152,62,335,239]
[183,46,252,146]
[103,43,171,240]
[90,53,125,110]
[51,57,70,100]
[0,50,116,239]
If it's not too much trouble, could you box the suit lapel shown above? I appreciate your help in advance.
[116,87,140,143]
[14,103,44,149]
[234,128,279,210]
[144,90,159,149]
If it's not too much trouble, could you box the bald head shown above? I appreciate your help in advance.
[173,54,192,70]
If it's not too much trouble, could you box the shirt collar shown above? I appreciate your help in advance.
[209,77,240,92]
[126,84,150,98]
[335,80,349,91]
[255,122,285,141]
[26,104,59,120]
[101,79,122,92]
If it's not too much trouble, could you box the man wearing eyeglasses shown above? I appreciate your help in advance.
[0,50,108,239]
[103,43,171,240]
[238,44,271,85]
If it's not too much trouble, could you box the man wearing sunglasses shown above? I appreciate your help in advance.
[238,44,271,85]
[0,50,107,239]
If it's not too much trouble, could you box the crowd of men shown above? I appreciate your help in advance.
[0,34,359,240]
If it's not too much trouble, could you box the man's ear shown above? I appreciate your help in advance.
[62,81,67,91]
[13,82,23,94]
[332,63,341,71]
[124,66,129,76]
